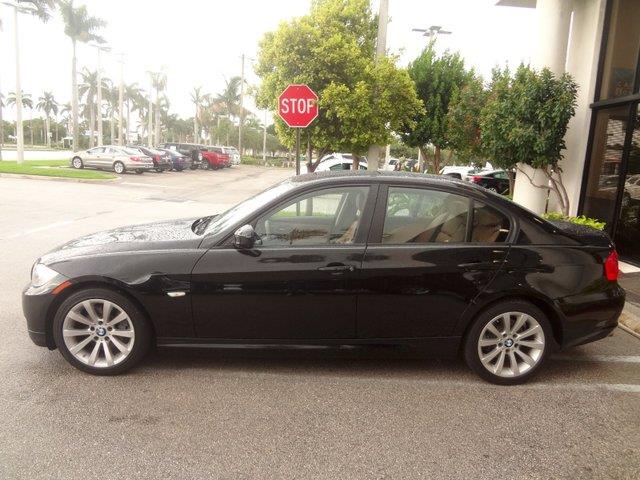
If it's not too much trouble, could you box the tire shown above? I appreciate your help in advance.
[463,300,552,385]
[113,161,125,174]
[135,169,143,174]
[155,168,164,173]
[72,156,83,169]
[52,288,151,375]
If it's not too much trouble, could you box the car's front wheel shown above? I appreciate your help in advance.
[113,161,125,174]
[464,300,551,385]
[52,288,151,375]
[72,157,83,169]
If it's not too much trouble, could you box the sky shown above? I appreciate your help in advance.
[0,0,536,122]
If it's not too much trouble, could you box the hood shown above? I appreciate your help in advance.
[40,217,205,265]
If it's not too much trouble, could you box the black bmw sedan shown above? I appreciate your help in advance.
[22,172,625,384]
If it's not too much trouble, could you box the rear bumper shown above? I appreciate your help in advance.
[124,162,154,170]
[560,284,625,349]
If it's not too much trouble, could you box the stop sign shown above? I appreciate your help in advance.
[278,84,318,128]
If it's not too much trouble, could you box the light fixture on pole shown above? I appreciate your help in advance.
[90,43,111,146]
[412,25,452,41]
[3,1,37,164]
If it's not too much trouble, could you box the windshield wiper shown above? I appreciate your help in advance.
[191,215,215,235]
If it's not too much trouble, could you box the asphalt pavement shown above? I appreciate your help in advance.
[0,167,638,480]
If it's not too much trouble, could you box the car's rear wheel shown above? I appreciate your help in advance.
[113,161,125,174]
[72,157,83,169]
[135,169,144,174]
[464,300,551,385]
[53,288,151,375]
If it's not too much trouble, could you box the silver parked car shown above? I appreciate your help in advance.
[70,145,155,174]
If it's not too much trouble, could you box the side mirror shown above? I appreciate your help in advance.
[234,224,257,249]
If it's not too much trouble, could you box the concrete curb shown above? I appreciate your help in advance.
[0,172,119,184]
[619,302,640,339]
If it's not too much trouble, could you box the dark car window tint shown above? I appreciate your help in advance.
[471,202,510,243]
[255,187,369,246]
[382,187,469,244]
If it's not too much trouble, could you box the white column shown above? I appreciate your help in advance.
[512,0,573,214]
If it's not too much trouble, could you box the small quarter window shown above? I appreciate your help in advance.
[471,202,510,243]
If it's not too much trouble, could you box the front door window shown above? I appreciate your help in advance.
[255,186,369,246]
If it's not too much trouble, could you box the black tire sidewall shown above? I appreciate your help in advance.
[463,300,553,385]
[52,288,151,375]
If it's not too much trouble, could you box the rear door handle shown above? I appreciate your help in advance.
[317,264,355,273]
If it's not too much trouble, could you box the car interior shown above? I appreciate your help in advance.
[255,187,368,246]
[382,188,509,244]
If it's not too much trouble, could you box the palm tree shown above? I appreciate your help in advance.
[124,83,142,143]
[103,82,118,144]
[133,91,149,142]
[190,86,204,143]
[36,91,58,148]
[60,102,72,146]
[7,90,33,145]
[60,0,105,151]
[6,1,54,162]
[216,77,241,120]
[78,69,109,148]
[148,71,167,146]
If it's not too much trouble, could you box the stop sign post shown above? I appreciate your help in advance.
[278,84,318,174]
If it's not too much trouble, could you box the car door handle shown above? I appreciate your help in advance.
[317,264,355,273]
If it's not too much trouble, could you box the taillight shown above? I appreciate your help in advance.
[154,155,160,162]
[130,156,141,162]
[470,176,482,183]
[604,250,619,282]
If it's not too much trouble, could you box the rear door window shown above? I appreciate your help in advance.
[382,187,470,244]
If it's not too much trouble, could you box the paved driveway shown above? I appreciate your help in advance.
[0,168,638,480]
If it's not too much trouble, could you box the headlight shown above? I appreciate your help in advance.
[31,263,62,287]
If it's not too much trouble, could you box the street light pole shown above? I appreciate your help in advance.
[96,47,103,146]
[238,53,244,158]
[367,0,389,171]
[262,110,267,165]
[117,53,124,146]
[91,44,111,146]
[12,4,24,164]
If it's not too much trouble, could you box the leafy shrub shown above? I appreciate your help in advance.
[543,212,606,230]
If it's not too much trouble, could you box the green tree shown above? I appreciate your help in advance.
[255,0,420,170]
[60,0,106,151]
[322,57,422,161]
[36,91,58,148]
[400,42,474,173]
[446,74,487,165]
[480,65,578,212]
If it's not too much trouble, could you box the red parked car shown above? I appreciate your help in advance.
[200,146,230,170]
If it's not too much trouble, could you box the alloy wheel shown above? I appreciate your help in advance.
[62,299,135,368]
[477,311,545,378]
[114,162,124,174]
[72,157,82,169]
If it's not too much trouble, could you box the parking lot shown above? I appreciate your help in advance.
[1,167,639,480]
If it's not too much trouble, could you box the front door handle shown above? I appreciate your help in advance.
[317,264,355,273]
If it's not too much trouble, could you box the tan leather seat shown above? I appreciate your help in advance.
[472,208,502,242]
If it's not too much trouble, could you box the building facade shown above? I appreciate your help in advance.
[498,0,640,265]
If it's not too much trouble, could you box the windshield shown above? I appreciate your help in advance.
[202,181,296,236]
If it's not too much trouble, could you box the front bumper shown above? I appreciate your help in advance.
[22,284,58,349]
